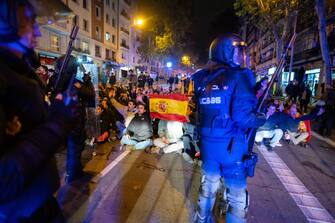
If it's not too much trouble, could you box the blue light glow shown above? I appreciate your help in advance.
[166,62,172,68]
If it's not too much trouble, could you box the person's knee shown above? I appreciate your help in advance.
[226,187,249,219]
[199,175,221,198]
[274,129,283,138]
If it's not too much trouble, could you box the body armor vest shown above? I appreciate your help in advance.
[196,69,237,138]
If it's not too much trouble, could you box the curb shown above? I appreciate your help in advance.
[311,131,335,148]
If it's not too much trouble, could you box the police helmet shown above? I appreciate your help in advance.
[209,34,248,68]
[0,0,72,43]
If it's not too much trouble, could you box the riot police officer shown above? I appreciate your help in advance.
[54,55,95,183]
[193,34,266,223]
[0,0,74,222]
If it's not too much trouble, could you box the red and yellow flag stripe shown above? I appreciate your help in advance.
[149,94,189,122]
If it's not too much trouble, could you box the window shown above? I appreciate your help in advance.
[112,18,115,27]
[105,32,110,41]
[112,51,116,60]
[96,26,101,40]
[96,6,101,19]
[122,53,125,59]
[106,13,109,24]
[95,45,101,57]
[106,49,110,59]
[73,15,78,26]
[50,35,60,52]
[106,0,110,5]
[83,19,88,31]
[112,34,115,44]
[82,41,89,52]
[133,57,135,63]
[83,0,87,9]
[112,2,115,10]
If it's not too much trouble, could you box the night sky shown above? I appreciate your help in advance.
[191,0,239,64]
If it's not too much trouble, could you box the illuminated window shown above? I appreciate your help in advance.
[106,32,110,41]
[50,35,60,52]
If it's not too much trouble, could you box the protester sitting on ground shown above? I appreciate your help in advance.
[255,103,283,151]
[95,104,112,143]
[109,89,137,139]
[149,119,184,154]
[121,102,153,150]
[285,104,311,146]
[182,101,200,162]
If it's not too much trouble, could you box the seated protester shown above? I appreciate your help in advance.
[182,100,200,162]
[109,89,137,138]
[285,104,310,145]
[150,119,184,154]
[255,103,283,151]
[121,102,153,150]
[96,104,112,143]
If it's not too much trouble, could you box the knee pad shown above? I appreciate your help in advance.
[226,188,249,219]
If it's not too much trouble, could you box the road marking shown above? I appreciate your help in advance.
[311,131,335,148]
[91,149,130,183]
[257,145,335,223]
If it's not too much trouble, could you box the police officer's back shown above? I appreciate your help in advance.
[193,34,266,223]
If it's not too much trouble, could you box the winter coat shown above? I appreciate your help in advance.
[0,48,69,220]
[126,113,152,141]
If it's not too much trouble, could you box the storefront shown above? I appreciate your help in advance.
[305,68,320,96]
[38,53,59,69]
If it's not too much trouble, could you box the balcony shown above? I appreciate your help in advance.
[121,42,129,49]
[121,10,130,20]
[121,26,129,35]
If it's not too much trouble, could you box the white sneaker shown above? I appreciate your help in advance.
[274,142,283,147]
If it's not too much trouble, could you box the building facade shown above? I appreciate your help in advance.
[243,10,335,94]
[36,0,142,82]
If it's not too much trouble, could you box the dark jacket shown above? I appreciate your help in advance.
[0,49,69,220]
[126,112,152,141]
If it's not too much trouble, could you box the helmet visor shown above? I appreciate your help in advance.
[232,41,248,68]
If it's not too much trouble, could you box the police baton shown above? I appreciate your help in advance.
[53,25,79,105]
[247,33,297,151]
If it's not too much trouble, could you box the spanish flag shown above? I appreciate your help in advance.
[149,94,189,122]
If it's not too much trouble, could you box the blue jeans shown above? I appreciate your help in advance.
[116,121,126,139]
[120,136,152,150]
[195,137,249,223]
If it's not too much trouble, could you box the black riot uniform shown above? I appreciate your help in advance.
[0,0,74,222]
[193,34,266,223]
[54,55,95,183]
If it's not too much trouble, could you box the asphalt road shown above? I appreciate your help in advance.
[55,136,335,223]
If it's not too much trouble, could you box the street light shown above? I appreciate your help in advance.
[134,18,144,27]
[181,55,191,66]
[166,62,172,68]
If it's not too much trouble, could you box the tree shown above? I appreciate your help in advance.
[137,0,194,62]
[315,0,333,86]
[234,0,299,65]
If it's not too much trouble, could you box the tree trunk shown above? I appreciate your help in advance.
[315,0,332,86]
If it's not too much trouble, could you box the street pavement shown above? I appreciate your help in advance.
[55,135,335,223]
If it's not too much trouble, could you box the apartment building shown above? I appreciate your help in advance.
[243,11,335,93]
[36,0,141,81]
